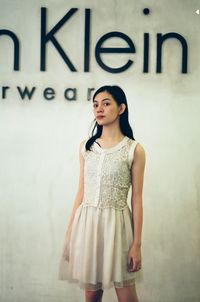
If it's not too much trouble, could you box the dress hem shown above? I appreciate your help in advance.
[58,276,136,291]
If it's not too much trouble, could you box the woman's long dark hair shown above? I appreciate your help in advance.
[85,85,135,151]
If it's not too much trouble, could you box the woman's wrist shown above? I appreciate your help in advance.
[131,241,141,248]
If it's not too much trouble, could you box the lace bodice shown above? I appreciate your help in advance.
[81,136,139,210]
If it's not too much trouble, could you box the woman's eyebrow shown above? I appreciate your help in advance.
[93,98,111,103]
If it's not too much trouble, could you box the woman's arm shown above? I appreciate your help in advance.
[65,139,85,233]
[130,143,146,248]
[127,143,146,272]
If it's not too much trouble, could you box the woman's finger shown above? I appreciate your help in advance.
[127,257,133,270]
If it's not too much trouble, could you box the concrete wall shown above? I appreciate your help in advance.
[0,0,200,301]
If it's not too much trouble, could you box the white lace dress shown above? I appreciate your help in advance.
[58,136,139,291]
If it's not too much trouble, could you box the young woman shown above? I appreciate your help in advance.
[58,85,146,302]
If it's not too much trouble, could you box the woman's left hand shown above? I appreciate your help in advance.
[127,244,142,272]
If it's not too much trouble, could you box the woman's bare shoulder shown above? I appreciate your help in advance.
[134,142,146,163]
[79,139,87,157]
[80,139,86,146]
[135,142,145,154]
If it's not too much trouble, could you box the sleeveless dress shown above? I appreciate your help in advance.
[58,135,139,291]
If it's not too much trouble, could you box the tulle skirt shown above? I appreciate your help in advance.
[58,203,137,291]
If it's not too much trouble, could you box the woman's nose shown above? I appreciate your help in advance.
[97,105,104,112]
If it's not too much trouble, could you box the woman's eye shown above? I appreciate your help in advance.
[93,103,109,108]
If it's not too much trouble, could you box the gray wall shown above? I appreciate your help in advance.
[0,0,200,301]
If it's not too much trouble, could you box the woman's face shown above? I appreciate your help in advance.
[93,91,124,125]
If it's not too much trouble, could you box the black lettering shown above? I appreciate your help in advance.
[87,88,95,101]
[64,88,77,100]
[0,30,19,70]
[95,31,135,73]
[143,33,149,73]
[2,86,10,98]
[40,7,78,71]
[157,32,188,73]
[84,9,91,72]
[17,86,36,99]
[43,87,55,100]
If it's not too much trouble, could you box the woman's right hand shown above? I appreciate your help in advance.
[62,225,72,261]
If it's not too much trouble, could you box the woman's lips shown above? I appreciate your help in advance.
[97,116,105,119]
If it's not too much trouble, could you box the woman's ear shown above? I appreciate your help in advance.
[119,103,126,115]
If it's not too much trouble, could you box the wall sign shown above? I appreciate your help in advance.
[0,7,189,101]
